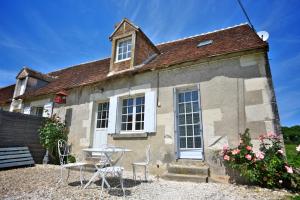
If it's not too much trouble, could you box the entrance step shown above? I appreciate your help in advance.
[162,159,210,183]
[163,173,208,183]
[168,164,209,176]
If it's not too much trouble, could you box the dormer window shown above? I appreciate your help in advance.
[116,37,132,62]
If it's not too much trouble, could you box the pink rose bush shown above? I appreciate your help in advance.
[220,129,300,191]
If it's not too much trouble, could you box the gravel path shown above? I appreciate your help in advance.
[0,165,292,200]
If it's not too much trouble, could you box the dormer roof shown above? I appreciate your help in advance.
[16,67,56,82]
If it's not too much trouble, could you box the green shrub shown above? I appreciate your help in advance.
[67,155,76,163]
[38,114,68,164]
[220,129,300,191]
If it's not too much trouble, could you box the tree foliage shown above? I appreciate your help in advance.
[38,114,68,164]
[282,125,300,144]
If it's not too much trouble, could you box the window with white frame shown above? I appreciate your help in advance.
[116,37,132,62]
[121,96,145,131]
[35,107,44,117]
[178,90,202,149]
[96,102,109,128]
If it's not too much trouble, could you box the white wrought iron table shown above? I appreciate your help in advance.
[82,147,132,189]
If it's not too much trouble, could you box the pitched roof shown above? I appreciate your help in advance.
[17,67,56,82]
[10,24,268,100]
[0,84,15,106]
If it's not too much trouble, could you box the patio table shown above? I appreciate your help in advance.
[82,147,132,189]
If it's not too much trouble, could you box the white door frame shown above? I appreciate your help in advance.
[175,86,204,160]
[93,101,110,152]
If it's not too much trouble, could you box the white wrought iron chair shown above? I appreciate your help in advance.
[83,146,126,197]
[132,144,150,181]
[57,139,87,187]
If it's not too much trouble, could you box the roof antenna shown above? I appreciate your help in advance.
[236,0,256,32]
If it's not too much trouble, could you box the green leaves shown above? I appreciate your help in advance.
[38,114,68,164]
[221,129,300,191]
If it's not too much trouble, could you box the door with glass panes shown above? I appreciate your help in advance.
[93,102,109,150]
[176,89,203,159]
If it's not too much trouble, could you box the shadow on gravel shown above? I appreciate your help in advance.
[68,178,151,197]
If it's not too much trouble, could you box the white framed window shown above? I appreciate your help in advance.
[96,102,110,129]
[177,90,202,149]
[121,96,145,132]
[35,107,44,117]
[116,37,132,62]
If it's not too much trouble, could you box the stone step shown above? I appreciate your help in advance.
[167,164,209,176]
[173,159,207,166]
[162,172,208,183]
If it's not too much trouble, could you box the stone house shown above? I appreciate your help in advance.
[0,19,281,181]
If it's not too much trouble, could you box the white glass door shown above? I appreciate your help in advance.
[93,102,109,153]
[177,89,203,159]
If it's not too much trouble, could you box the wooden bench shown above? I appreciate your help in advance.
[0,147,35,169]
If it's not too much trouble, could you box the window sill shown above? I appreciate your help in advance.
[114,57,131,63]
[112,132,148,139]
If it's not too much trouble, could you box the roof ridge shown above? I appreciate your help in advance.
[47,57,110,75]
[0,84,15,90]
[156,23,249,46]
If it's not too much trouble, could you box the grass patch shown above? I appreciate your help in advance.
[285,144,300,168]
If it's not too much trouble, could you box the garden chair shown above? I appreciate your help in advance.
[57,139,87,187]
[132,144,150,181]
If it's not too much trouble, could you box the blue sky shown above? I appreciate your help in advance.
[0,0,299,126]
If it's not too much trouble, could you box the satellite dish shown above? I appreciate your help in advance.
[257,31,269,41]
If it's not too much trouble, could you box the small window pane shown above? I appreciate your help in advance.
[103,103,108,110]
[136,106,142,113]
[185,92,191,102]
[193,113,200,123]
[180,138,186,148]
[122,107,127,114]
[96,120,101,128]
[185,103,192,113]
[187,137,193,148]
[179,104,184,113]
[194,125,200,136]
[98,104,103,111]
[97,112,101,119]
[195,137,201,148]
[123,99,128,106]
[136,97,144,105]
[128,115,133,122]
[187,125,193,136]
[186,114,192,124]
[179,115,185,125]
[122,115,127,122]
[128,107,133,114]
[128,99,133,106]
[136,122,141,130]
[179,93,184,103]
[192,102,199,112]
[136,114,141,121]
[101,111,107,119]
[179,126,185,136]
[101,120,106,128]
[127,123,132,130]
[121,123,126,130]
[192,91,198,101]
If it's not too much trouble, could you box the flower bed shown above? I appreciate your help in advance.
[220,129,300,191]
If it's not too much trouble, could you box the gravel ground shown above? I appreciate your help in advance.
[0,165,293,200]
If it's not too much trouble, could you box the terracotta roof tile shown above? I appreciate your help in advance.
[5,24,268,101]
[0,84,15,106]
